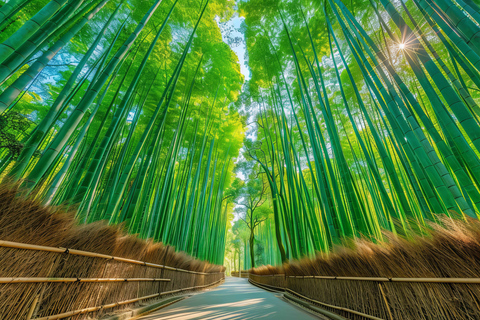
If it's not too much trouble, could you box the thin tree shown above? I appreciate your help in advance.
[235,173,268,268]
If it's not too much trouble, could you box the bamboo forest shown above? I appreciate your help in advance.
[2,0,480,319]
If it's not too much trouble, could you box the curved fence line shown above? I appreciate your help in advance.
[0,277,171,284]
[248,277,382,320]
[33,278,224,320]
[250,273,480,284]
[284,287,383,320]
[1,239,225,320]
[0,240,220,275]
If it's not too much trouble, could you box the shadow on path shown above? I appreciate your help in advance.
[138,277,318,319]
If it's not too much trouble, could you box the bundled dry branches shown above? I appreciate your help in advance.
[250,216,480,319]
[0,183,224,320]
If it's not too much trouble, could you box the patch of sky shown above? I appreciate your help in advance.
[216,14,250,82]
[127,110,137,123]
[28,52,77,105]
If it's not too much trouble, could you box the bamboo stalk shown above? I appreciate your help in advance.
[32,278,224,320]
[0,277,171,283]
[0,240,219,275]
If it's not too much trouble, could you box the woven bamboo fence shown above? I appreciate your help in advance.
[231,271,249,278]
[0,184,225,320]
[249,217,480,320]
[0,240,224,320]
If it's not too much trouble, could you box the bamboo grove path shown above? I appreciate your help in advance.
[137,277,318,320]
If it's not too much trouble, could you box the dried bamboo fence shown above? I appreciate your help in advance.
[0,239,224,320]
[0,183,225,320]
[249,217,480,320]
[231,271,249,278]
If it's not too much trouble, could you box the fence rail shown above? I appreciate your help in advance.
[251,273,480,284]
[0,239,225,320]
[248,277,383,320]
[0,240,217,275]
[32,278,225,320]
[0,277,171,284]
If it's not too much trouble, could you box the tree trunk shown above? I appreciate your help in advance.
[233,250,237,272]
[238,248,241,275]
[249,231,255,269]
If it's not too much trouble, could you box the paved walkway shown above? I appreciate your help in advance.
[137,277,318,319]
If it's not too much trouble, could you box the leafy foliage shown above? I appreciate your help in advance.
[0,112,31,158]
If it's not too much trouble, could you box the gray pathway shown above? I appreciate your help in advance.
[137,277,318,320]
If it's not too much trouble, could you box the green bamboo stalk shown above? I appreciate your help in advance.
[0,0,110,113]
[0,0,70,64]
[105,0,210,223]
[21,0,163,192]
